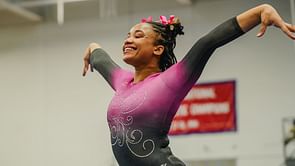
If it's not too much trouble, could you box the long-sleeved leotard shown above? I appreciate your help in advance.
[90,17,244,166]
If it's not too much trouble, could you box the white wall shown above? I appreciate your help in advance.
[0,0,294,166]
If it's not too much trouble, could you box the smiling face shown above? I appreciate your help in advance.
[122,23,164,69]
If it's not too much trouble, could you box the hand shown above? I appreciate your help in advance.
[257,4,295,39]
[82,43,101,76]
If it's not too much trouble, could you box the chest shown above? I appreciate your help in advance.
[107,77,175,126]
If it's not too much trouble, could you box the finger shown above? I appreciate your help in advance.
[82,59,89,76]
[257,24,267,37]
[285,23,295,33]
[281,26,295,40]
[82,66,87,76]
[275,21,295,39]
[82,47,91,76]
[83,66,89,76]
[82,69,86,77]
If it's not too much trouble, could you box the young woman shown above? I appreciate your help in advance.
[82,4,295,166]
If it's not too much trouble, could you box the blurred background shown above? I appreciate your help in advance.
[0,0,295,166]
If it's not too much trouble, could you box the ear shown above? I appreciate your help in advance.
[153,45,164,56]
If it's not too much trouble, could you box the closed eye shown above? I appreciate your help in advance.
[134,31,144,38]
[135,34,144,38]
[125,30,145,39]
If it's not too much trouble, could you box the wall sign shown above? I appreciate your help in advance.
[169,80,237,135]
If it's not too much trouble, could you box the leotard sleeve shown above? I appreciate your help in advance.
[160,17,245,93]
[90,48,133,91]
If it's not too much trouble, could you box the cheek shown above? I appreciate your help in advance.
[138,47,155,60]
[139,41,155,53]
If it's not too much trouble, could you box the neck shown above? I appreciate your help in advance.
[133,66,161,83]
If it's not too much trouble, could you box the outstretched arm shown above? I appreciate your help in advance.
[176,4,295,87]
[82,43,102,76]
[82,43,122,90]
[237,4,295,39]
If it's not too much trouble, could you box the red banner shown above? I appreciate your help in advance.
[169,80,237,135]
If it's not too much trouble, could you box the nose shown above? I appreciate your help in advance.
[124,36,133,45]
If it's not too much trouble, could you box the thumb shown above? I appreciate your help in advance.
[257,23,267,37]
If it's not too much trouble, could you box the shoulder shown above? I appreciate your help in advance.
[112,68,134,89]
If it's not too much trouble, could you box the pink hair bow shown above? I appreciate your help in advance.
[141,16,153,23]
[141,15,175,25]
[159,15,175,25]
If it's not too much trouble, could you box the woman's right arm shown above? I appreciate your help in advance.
[82,43,122,90]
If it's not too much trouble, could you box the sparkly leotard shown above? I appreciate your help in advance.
[90,17,244,166]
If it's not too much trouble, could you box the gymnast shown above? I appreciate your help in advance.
[82,4,295,166]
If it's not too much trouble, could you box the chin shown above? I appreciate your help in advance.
[123,55,135,65]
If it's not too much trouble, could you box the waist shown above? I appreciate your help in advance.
[112,143,175,166]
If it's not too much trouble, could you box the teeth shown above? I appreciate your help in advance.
[124,47,134,52]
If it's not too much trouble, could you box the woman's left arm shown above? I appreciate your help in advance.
[237,4,295,39]
[161,4,294,92]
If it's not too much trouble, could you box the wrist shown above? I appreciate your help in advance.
[260,3,273,11]
[89,43,101,53]
[259,4,274,18]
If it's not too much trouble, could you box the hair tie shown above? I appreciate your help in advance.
[159,15,175,25]
[141,16,153,23]
[141,15,176,25]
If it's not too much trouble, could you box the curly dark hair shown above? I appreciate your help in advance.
[146,18,184,71]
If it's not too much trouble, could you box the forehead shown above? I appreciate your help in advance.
[129,23,155,35]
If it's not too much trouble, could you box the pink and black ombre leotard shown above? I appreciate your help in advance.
[90,17,244,166]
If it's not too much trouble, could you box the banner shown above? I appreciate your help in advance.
[169,80,237,135]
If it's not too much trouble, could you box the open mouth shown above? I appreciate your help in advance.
[123,45,137,53]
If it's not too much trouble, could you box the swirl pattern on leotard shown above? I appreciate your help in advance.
[109,88,155,158]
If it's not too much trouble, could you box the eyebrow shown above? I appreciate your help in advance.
[127,30,145,35]
[134,30,144,33]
